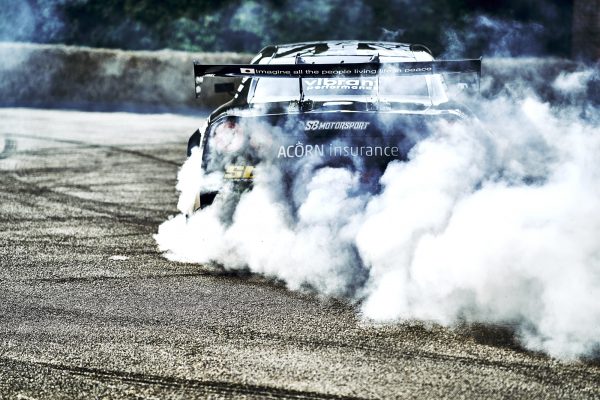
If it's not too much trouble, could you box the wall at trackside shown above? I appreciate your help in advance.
[0,42,251,112]
[0,42,584,113]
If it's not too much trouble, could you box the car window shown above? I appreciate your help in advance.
[250,77,299,102]
[250,75,431,103]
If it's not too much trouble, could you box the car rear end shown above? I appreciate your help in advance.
[190,41,481,212]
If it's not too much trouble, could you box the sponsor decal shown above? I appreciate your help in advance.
[246,68,292,76]
[230,64,442,80]
[277,142,399,158]
[403,67,433,73]
[224,165,254,180]
[304,78,376,91]
[304,121,371,131]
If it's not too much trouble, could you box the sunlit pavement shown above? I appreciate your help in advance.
[0,108,598,399]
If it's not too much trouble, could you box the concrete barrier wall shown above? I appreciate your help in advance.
[0,42,252,112]
[0,42,586,113]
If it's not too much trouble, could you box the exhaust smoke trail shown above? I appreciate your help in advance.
[156,65,600,359]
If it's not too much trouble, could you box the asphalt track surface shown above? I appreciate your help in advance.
[0,108,598,399]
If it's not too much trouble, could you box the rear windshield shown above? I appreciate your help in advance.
[250,74,432,103]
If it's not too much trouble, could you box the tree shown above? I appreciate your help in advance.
[572,0,600,61]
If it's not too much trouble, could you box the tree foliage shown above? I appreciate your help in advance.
[5,0,573,56]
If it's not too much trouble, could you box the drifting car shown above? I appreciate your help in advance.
[185,41,481,215]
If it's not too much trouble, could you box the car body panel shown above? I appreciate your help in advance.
[188,41,480,213]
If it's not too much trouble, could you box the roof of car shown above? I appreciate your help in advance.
[258,41,434,62]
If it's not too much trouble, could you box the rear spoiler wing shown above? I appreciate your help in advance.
[193,58,482,97]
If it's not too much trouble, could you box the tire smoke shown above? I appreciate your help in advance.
[156,66,600,359]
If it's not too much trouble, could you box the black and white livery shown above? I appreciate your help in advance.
[186,41,481,214]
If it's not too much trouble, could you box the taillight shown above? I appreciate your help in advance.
[212,120,245,153]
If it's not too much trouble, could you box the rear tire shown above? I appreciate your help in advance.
[187,129,201,157]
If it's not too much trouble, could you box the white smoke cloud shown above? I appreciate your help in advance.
[360,96,600,358]
[553,70,594,95]
[443,15,546,58]
[156,68,600,360]
[0,0,65,43]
